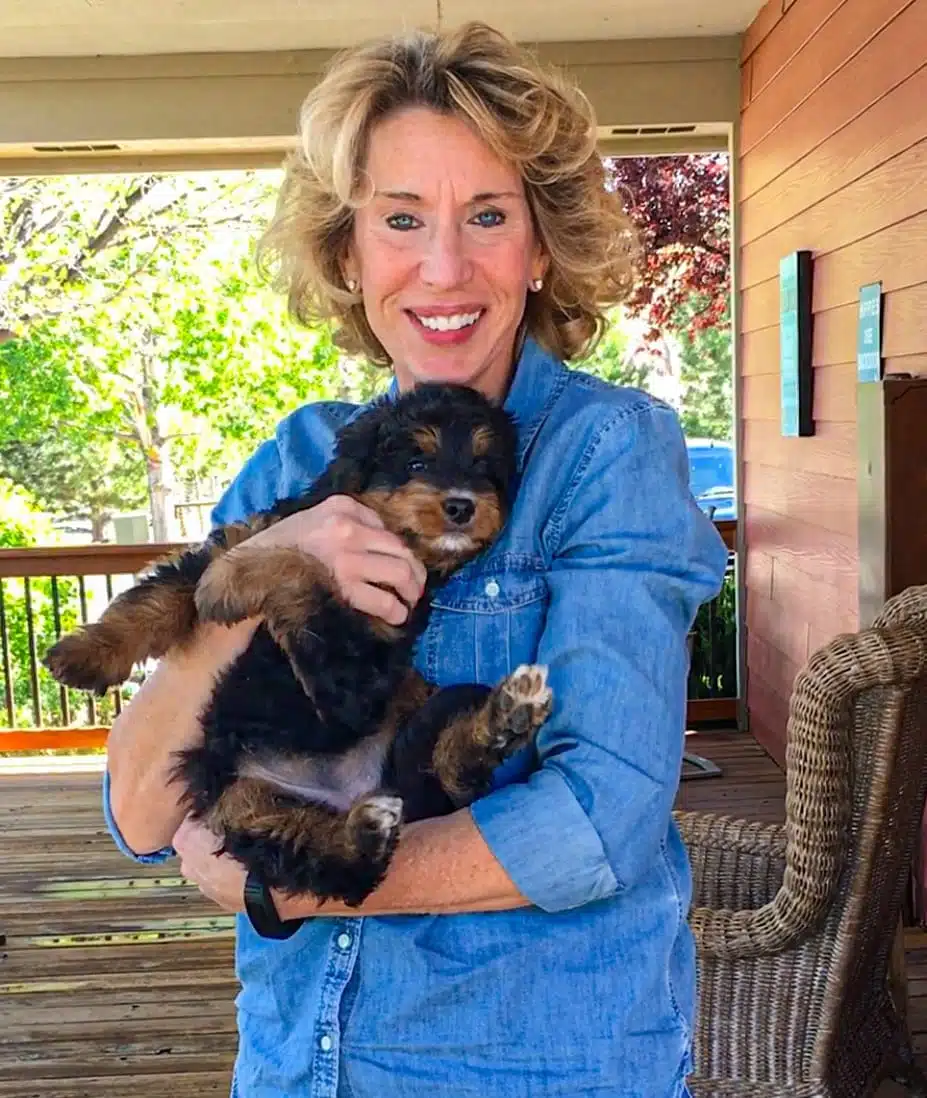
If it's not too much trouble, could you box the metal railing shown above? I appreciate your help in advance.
[0,520,737,752]
[0,544,184,751]
[688,518,737,724]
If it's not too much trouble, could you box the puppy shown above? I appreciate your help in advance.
[45,384,552,906]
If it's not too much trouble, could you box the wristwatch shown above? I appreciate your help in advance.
[243,868,306,940]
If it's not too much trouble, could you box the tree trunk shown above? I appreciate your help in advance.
[145,446,173,543]
[125,333,175,544]
[90,512,109,543]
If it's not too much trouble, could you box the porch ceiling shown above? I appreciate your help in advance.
[4,0,764,58]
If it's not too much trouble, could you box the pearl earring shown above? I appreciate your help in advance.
[345,278,358,293]
[530,278,544,292]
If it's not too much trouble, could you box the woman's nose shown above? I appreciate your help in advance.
[419,223,472,289]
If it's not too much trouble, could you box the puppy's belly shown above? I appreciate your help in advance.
[238,728,392,813]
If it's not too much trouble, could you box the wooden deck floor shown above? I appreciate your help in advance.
[1,732,925,1095]
[0,755,238,1097]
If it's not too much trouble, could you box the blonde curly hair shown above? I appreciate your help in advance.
[257,21,639,365]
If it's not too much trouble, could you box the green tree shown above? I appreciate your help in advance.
[0,480,50,548]
[163,254,385,486]
[0,172,273,342]
[674,297,733,441]
[0,328,147,539]
[0,171,378,540]
[0,164,734,543]
[574,312,647,387]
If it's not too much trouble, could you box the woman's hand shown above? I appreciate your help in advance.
[174,815,247,914]
[248,496,426,626]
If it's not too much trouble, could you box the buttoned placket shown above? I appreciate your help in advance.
[310,918,363,1097]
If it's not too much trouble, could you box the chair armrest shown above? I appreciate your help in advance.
[672,812,817,957]
[674,810,786,911]
[675,810,826,960]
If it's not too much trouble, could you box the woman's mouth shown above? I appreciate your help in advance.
[406,308,485,345]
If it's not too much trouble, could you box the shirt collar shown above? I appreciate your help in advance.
[383,334,566,471]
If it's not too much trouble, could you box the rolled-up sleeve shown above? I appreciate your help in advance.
[470,401,729,913]
[102,769,174,864]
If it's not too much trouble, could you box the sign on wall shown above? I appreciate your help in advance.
[779,250,814,437]
[857,282,883,383]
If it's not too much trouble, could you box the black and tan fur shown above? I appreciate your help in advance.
[44,384,552,906]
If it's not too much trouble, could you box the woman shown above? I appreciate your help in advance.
[103,22,729,1098]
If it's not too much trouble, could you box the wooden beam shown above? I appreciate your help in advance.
[715,518,737,550]
[687,697,738,725]
[0,38,739,164]
[0,727,108,752]
[4,705,741,753]
[0,544,184,579]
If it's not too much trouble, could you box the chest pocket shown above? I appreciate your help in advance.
[422,564,549,689]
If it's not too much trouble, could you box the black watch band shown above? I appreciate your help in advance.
[243,868,305,940]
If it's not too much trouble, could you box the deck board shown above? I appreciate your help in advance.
[1,733,925,1095]
[0,757,238,1097]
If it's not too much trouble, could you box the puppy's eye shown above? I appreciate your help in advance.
[407,458,427,473]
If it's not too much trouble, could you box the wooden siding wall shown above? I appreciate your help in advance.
[738,0,927,762]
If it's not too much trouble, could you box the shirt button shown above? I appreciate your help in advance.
[484,580,500,598]
[319,1034,333,1052]
[336,932,352,950]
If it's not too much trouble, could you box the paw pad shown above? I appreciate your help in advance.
[503,664,552,709]
[489,664,553,751]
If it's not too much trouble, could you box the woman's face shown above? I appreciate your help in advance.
[344,106,547,401]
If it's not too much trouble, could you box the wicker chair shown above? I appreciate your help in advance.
[675,584,927,1098]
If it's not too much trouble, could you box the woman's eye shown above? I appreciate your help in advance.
[407,458,427,473]
[386,213,420,231]
[471,209,506,228]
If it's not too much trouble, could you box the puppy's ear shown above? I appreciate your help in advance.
[314,454,368,497]
[309,401,390,501]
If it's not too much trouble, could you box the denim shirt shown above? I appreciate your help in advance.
[103,336,728,1098]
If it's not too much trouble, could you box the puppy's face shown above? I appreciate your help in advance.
[340,385,517,576]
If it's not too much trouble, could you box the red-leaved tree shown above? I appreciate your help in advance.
[605,154,731,339]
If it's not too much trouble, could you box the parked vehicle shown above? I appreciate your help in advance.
[686,438,735,521]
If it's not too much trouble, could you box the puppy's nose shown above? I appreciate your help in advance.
[443,496,475,526]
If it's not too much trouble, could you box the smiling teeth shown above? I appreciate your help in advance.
[417,311,482,331]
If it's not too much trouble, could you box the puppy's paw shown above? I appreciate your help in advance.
[348,794,404,862]
[43,630,131,694]
[488,664,553,754]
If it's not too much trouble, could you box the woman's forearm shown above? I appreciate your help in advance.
[274,808,531,919]
[106,619,258,855]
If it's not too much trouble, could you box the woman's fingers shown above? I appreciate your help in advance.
[352,532,428,590]
[335,549,425,615]
[236,494,428,623]
[345,582,412,626]
[325,495,386,528]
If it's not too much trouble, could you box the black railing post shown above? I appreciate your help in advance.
[23,577,42,728]
[104,574,123,717]
[0,580,14,727]
[50,576,70,727]
[78,576,97,727]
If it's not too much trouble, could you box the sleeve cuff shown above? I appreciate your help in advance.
[102,768,175,864]
[470,766,619,913]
